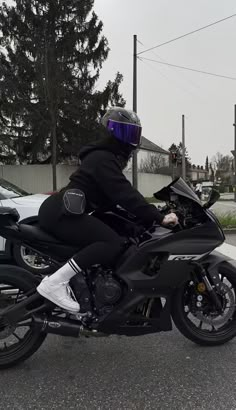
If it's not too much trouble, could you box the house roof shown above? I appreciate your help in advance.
[140,137,169,155]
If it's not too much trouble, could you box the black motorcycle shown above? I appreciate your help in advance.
[0,178,236,369]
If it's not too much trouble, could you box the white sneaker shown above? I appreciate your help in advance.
[37,276,80,313]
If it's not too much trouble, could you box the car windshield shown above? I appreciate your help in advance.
[0,178,29,199]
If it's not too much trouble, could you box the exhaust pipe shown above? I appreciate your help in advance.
[34,316,81,337]
[34,316,108,338]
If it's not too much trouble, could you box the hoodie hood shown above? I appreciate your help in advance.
[78,140,134,171]
[79,144,104,161]
[79,136,135,163]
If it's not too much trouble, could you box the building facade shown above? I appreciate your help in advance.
[126,136,170,173]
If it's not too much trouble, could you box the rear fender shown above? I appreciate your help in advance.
[4,239,12,259]
[5,215,39,259]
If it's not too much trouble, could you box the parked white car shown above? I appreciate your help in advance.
[0,178,49,272]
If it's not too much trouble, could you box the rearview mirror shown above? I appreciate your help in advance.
[203,189,220,209]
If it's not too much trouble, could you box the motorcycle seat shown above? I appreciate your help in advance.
[19,224,62,244]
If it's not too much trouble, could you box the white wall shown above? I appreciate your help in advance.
[0,164,77,194]
[124,171,171,197]
[0,165,171,198]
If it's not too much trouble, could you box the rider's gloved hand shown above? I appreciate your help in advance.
[162,213,179,226]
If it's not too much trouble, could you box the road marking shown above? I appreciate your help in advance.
[216,242,236,259]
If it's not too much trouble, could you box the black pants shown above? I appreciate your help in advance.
[39,194,124,270]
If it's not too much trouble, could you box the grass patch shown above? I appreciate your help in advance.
[145,197,163,203]
[216,214,236,228]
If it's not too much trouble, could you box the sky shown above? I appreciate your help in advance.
[94,0,236,166]
[2,0,236,166]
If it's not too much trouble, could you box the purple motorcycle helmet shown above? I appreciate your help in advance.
[101,107,142,147]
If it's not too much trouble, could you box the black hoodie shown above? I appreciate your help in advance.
[66,142,164,226]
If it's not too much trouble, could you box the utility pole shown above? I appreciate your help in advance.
[234,105,236,201]
[52,120,57,191]
[132,34,138,189]
[45,38,57,191]
[171,161,175,181]
[182,114,186,180]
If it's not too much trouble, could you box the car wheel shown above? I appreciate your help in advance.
[13,244,54,276]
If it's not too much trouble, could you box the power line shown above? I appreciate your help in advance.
[137,13,236,56]
[137,38,201,91]
[138,57,236,81]
[137,39,145,46]
[139,56,201,98]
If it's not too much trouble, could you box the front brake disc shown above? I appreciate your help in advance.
[194,283,235,326]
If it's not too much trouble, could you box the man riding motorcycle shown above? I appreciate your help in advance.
[37,107,178,312]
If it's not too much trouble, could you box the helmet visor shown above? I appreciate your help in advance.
[107,120,142,146]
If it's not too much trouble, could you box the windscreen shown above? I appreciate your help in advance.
[154,178,201,205]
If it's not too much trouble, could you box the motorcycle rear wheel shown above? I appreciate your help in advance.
[0,265,47,369]
[171,262,236,346]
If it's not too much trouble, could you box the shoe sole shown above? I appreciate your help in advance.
[37,287,80,314]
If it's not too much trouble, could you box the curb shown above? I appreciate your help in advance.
[223,228,236,234]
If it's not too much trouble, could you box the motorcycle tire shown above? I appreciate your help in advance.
[0,265,47,369]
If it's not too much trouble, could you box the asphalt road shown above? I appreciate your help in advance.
[2,329,236,410]
[0,236,236,410]
[225,234,236,246]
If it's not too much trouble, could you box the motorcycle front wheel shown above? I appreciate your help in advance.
[171,262,236,346]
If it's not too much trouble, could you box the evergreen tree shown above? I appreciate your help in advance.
[0,0,125,172]
[205,155,209,172]
[168,141,192,179]
[168,143,178,154]
[177,142,191,163]
[168,142,191,165]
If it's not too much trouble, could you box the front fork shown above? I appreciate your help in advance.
[192,262,223,312]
